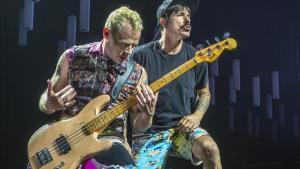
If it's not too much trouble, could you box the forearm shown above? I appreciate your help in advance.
[193,91,211,122]
[131,67,157,133]
[39,91,56,114]
[39,50,70,115]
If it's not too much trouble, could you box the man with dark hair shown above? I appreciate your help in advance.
[37,6,157,169]
[131,0,222,169]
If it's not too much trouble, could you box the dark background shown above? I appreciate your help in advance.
[1,0,300,169]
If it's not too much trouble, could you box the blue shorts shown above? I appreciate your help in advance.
[132,128,209,169]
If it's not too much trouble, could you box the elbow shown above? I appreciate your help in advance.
[132,120,152,134]
[39,104,55,115]
[39,93,55,114]
[199,90,211,99]
[39,97,55,115]
[206,91,211,99]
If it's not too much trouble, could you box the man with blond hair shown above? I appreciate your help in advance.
[36,6,157,169]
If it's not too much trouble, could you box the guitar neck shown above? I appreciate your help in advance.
[149,56,204,92]
[83,54,205,134]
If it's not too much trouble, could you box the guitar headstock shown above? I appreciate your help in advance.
[195,37,237,63]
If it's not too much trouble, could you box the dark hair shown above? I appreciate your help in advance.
[161,4,191,21]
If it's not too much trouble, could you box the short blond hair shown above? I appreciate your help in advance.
[105,6,143,34]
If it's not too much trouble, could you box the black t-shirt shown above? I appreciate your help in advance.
[132,41,208,133]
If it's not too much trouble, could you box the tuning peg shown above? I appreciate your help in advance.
[214,37,220,42]
[206,40,211,46]
[223,32,231,39]
[196,44,205,50]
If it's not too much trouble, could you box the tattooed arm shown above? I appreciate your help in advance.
[177,83,211,133]
[193,84,211,122]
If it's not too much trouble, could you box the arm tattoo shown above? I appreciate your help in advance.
[143,78,148,84]
[195,92,210,114]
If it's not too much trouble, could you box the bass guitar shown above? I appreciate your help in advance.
[28,37,237,169]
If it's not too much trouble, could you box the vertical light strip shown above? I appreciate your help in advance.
[232,59,240,90]
[80,0,90,32]
[272,71,280,99]
[266,94,273,119]
[228,106,234,131]
[18,9,27,46]
[209,76,215,105]
[24,0,34,31]
[229,76,236,104]
[252,76,260,106]
[210,60,219,77]
[67,15,77,48]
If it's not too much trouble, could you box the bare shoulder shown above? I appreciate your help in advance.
[51,49,73,91]
[57,49,72,72]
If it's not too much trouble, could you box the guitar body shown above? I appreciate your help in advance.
[28,95,113,169]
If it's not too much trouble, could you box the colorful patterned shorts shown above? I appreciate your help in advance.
[132,128,209,169]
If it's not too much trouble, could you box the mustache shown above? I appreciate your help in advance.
[181,24,191,29]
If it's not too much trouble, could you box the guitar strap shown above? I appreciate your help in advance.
[110,59,136,102]
[110,58,136,146]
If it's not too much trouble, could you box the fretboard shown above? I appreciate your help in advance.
[84,55,205,134]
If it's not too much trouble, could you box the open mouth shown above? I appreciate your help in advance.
[182,25,191,32]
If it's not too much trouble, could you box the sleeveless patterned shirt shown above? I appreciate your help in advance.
[62,41,143,141]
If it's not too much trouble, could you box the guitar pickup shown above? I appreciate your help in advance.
[55,135,71,155]
[35,148,53,166]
